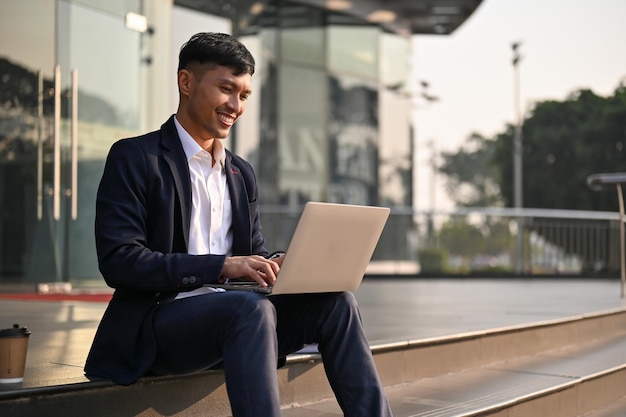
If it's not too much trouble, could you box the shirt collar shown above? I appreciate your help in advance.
[174,116,226,167]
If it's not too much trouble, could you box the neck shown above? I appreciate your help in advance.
[207,138,224,167]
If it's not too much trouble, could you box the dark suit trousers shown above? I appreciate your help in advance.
[150,290,393,417]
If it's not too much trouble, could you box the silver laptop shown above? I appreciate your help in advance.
[212,202,390,295]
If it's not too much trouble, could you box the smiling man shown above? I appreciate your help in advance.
[84,32,392,417]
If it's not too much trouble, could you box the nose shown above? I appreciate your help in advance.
[228,94,245,114]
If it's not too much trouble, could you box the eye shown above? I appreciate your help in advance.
[240,94,250,101]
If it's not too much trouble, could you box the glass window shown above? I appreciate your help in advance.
[279,4,324,67]
[379,89,411,207]
[280,27,325,67]
[327,25,379,79]
[278,65,327,206]
[380,32,409,90]
[0,0,145,283]
[234,33,263,170]
[328,74,378,205]
[61,0,141,130]
[69,0,140,16]
[379,33,411,207]
[0,0,56,281]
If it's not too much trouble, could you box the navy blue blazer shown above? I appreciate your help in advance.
[84,116,268,385]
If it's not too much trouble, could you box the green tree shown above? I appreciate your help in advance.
[439,82,626,211]
[438,133,503,207]
[483,220,515,256]
[436,81,626,273]
[493,83,626,211]
[438,218,485,257]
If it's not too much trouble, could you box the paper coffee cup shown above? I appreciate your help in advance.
[0,324,31,383]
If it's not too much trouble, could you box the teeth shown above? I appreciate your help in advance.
[218,113,235,124]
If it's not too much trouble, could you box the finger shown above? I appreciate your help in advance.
[255,260,279,286]
[273,255,285,267]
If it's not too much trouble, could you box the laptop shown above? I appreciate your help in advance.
[210,202,390,295]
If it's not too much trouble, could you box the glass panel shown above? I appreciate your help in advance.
[0,0,145,285]
[61,0,141,130]
[58,0,143,281]
[379,89,411,207]
[327,25,379,79]
[235,34,263,170]
[0,0,56,283]
[68,0,140,16]
[377,33,414,261]
[254,29,280,206]
[379,33,411,207]
[280,27,325,67]
[380,33,409,90]
[278,65,327,206]
[279,4,324,67]
[328,74,378,205]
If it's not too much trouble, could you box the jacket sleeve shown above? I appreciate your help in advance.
[95,139,225,292]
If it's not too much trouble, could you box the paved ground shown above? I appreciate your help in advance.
[0,278,625,391]
[356,278,626,343]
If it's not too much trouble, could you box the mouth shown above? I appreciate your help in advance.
[217,112,236,126]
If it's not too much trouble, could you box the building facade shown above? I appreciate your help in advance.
[0,0,481,285]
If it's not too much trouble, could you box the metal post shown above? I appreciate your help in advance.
[616,183,625,298]
[586,172,626,298]
[426,140,437,246]
[512,42,524,274]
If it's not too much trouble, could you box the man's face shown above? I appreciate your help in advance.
[179,64,252,141]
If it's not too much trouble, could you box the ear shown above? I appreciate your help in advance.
[178,69,193,96]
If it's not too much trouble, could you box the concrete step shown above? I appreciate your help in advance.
[582,395,626,417]
[1,307,625,417]
[284,332,626,416]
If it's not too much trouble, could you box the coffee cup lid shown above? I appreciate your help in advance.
[0,324,31,338]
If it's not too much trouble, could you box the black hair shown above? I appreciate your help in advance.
[178,32,255,76]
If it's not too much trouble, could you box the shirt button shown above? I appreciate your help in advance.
[182,277,189,284]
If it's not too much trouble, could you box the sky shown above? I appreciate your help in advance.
[411,0,626,211]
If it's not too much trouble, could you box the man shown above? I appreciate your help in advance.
[85,32,392,417]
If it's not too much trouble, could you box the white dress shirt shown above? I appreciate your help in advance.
[174,116,232,298]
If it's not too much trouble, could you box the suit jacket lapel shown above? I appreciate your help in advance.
[225,153,251,255]
[160,116,192,249]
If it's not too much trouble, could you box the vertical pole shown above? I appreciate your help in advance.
[512,42,524,274]
[37,70,44,220]
[616,183,625,298]
[70,69,78,220]
[513,56,523,212]
[53,65,61,221]
[426,140,436,246]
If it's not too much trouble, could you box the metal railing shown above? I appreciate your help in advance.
[259,205,624,280]
[587,172,626,298]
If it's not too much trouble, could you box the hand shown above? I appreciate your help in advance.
[268,251,285,267]
[221,255,281,287]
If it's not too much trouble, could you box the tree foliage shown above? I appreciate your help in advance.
[439,82,626,211]
[439,218,485,256]
[495,83,626,211]
[438,133,503,207]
